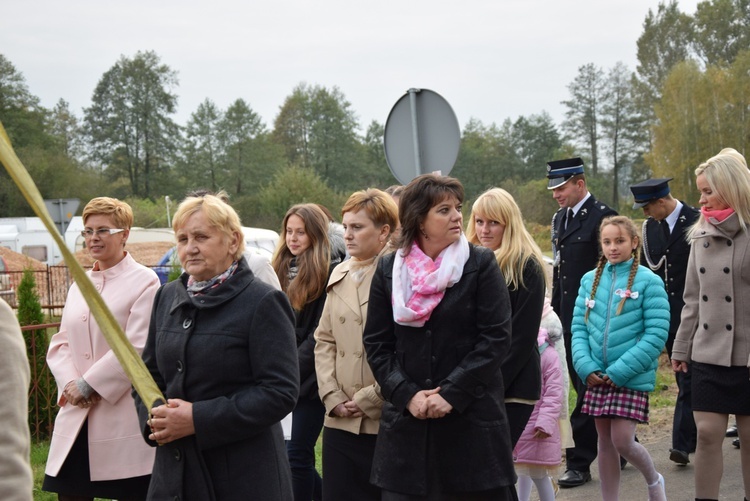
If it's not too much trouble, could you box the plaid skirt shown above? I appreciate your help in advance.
[581,384,649,424]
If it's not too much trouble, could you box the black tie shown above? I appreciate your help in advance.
[662,221,670,240]
[565,208,573,230]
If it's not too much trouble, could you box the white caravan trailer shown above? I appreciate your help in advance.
[0,217,85,266]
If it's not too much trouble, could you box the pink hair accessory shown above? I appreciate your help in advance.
[615,289,639,299]
[585,297,596,309]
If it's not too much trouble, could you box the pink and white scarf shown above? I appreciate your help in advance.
[392,234,470,327]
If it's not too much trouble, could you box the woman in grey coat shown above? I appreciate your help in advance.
[671,149,750,501]
[134,192,299,501]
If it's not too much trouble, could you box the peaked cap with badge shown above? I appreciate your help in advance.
[630,178,673,209]
[546,157,585,190]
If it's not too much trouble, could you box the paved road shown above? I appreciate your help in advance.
[530,435,744,500]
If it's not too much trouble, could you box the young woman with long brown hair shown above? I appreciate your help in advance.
[273,203,344,501]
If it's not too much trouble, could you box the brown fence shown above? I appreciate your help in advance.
[22,323,59,441]
[6,265,163,441]
[2,265,78,317]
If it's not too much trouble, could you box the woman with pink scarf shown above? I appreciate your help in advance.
[363,174,517,500]
[671,148,750,501]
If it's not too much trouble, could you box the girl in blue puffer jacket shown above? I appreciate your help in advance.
[571,216,669,501]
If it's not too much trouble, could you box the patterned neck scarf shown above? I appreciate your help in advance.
[186,261,239,296]
[287,257,299,284]
[391,234,470,327]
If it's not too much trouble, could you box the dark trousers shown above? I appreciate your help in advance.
[672,362,697,452]
[564,330,598,472]
[505,402,535,449]
[666,331,697,452]
[287,397,325,501]
[322,427,379,501]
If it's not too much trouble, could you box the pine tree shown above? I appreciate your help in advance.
[16,267,54,439]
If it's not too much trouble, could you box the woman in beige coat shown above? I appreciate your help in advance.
[314,189,398,501]
[671,149,750,501]
[0,300,32,501]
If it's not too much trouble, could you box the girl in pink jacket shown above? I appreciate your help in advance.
[513,303,565,501]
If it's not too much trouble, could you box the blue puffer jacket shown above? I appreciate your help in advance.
[571,259,669,391]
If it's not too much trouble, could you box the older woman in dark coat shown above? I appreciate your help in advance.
[363,174,517,500]
[134,191,299,501]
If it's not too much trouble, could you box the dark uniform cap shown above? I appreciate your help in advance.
[546,158,585,189]
[629,178,673,209]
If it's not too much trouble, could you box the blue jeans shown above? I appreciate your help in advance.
[287,397,324,501]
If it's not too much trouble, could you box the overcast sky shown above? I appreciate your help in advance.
[2,1,701,134]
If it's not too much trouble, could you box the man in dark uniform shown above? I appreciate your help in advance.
[548,157,617,488]
[630,178,699,465]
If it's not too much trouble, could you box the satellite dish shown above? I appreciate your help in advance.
[383,88,460,185]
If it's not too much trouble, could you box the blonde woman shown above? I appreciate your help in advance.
[134,192,298,500]
[672,149,750,501]
[466,187,548,447]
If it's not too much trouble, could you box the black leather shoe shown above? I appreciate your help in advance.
[669,449,690,465]
[727,424,739,437]
[733,437,741,448]
[558,469,592,488]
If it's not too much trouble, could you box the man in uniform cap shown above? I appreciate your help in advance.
[630,177,699,465]
[548,157,617,487]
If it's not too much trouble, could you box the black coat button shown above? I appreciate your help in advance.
[425,330,432,338]
[182,319,192,329]
[704,242,710,248]
[724,267,730,274]
[728,240,733,246]
[176,360,184,372]
[173,448,182,461]
[700,267,706,274]
[703,323,709,329]
[425,379,433,387]
[726,296,732,302]
[702,295,708,301]
[726,324,733,330]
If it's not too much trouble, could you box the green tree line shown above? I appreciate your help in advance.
[2,0,750,230]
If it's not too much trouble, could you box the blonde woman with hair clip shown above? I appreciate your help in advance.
[571,216,669,501]
[671,148,750,501]
[466,187,548,448]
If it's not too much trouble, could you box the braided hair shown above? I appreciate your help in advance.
[584,255,608,323]
[584,215,641,322]
[617,244,641,315]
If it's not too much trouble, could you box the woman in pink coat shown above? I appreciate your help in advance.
[43,197,158,501]
[513,302,565,501]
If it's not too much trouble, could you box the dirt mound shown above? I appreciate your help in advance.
[74,241,174,267]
